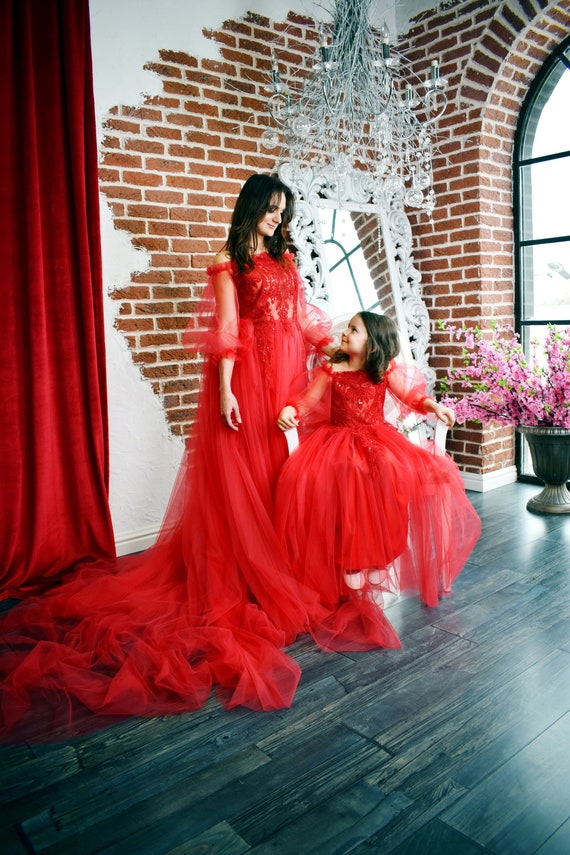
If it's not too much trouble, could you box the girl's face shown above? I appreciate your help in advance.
[340,315,368,358]
[256,192,286,242]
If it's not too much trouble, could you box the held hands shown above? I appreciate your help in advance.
[277,405,299,431]
[220,389,242,431]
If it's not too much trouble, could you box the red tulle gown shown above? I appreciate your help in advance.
[275,362,481,652]
[0,252,331,741]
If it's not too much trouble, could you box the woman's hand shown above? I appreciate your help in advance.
[220,389,241,430]
[321,343,337,358]
[277,405,299,431]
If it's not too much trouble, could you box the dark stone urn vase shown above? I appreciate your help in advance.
[518,425,570,514]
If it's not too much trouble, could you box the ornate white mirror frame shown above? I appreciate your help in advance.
[278,163,435,391]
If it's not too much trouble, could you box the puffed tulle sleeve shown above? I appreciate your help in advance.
[183,260,242,360]
[385,360,432,418]
[295,271,333,351]
[285,363,334,439]
[290,364,332,418]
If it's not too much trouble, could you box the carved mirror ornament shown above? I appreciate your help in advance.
[278,163,435,391]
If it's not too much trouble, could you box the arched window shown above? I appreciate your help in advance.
[514,36,570,477]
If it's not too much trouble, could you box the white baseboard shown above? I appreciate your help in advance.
[115,527,159,557]
[461,465,518,493]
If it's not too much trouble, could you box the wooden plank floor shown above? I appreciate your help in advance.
[1,481,569,854]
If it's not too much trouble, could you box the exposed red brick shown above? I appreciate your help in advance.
[158,49,198,68]
[101,152,143,169]
[115,317,154,333]
[125,139,165,154]
[98,168,120,183]
[99,2,562,455]
[150,253,189,269]
[145,190,185,205]
[103,118,142,134]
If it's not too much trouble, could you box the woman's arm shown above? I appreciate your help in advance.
[212,253,241,430]
[219,357,241,430]
[294,268,333,354]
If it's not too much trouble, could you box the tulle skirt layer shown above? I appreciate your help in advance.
[0,320,318,741]
[275,421,481,652]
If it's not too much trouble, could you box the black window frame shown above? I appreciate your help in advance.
[513,35,570,481]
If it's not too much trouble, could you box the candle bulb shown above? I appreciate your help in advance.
[317,24,330,63]
[320,41,330,63]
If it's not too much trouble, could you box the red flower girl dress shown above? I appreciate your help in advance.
[275,360,481,652]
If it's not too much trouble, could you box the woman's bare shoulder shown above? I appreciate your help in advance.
[213,249,231,266]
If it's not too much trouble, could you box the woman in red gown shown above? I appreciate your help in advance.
[0,174,332,741]
[275,312,481,652]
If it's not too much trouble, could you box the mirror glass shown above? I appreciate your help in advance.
[279,163,433,387]
[316,207,395,320]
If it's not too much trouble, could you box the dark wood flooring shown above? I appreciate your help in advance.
[1,481,569,854]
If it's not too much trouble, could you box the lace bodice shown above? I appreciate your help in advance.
[230,253,299,325]
[294,362,429,428]
[198,253,331,372]
[330,370,388,427]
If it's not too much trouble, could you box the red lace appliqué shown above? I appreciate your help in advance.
[329,370,393,475]
[234,254,299,375]
[330,370,387,428]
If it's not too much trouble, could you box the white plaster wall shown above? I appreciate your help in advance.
[89,0,431,553]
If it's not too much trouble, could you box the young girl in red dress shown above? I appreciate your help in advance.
[275,311,481,653]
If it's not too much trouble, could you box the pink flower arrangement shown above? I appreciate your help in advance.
[439,321,570,428]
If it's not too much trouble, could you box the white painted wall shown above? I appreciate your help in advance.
[89,0,433,553]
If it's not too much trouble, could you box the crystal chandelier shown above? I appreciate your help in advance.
[262,0,447,217]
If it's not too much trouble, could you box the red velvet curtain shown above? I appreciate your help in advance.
[0,0,116,598]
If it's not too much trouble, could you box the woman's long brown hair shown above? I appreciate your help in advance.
[224,174,294,273]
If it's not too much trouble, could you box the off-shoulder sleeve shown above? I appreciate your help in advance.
[385,360,432,416]
[183,260,242,360]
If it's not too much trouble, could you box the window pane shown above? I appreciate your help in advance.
[520,322,570,356]
[519,242,570,321]
[516,39,570,477]
[531,65,570,159]
[520,157,570,241]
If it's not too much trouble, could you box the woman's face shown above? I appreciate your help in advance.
[256,192,286,242]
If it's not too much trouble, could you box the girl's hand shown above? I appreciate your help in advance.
[277,405,299,431]
[220,389,241,430]
[433,403,456,428]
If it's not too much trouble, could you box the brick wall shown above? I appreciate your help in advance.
[398,0,568,474]
[98,1,569,475]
